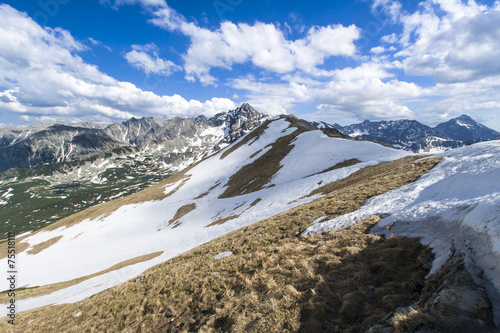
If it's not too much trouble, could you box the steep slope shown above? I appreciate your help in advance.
[304,140,500,325]
[1,150,453,332]
[0,115,410,312]
[434,114,500,142]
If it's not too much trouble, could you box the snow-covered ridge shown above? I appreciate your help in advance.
[302,140,500,325]
[0,116,409,312]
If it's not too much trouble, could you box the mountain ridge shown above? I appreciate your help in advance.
[0,103,267,173]
[333,114,500,152]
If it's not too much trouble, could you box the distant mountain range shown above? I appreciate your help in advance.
[0,103,267,173]
[331,114,500,152]
[1,107,498,174]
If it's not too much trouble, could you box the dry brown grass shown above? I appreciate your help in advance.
[27,236,62,255]
[5,155,443,333]
[206,215,240,227]
[0,241,29,260]
[168,204,196,227]
[392,307,432,332]
[309,155,440,197]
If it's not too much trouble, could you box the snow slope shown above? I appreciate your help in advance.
[302,140,500,324]
[0,117,409,312]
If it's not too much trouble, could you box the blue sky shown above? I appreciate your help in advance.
[0,0,499,130]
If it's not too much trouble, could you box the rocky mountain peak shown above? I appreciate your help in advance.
[434,114,499,142]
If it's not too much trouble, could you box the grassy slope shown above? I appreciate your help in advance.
[2,155,451,332]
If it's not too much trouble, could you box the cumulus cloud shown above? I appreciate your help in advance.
[230,61,425,121]
[0,4,235,124]
[124,43,181,76]
[365,0,500,128]
[402,8,500,83]
[149,6,361,85]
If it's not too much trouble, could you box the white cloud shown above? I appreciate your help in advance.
[125,43,181,76]
[402,8,500,83]
[0,5,235,124]
[149,6,361,85]
[230,61,424,121]
[381,33,399,43]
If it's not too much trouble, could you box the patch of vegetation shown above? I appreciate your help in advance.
[0,155,174,239]
[168,204,197,226]
[306,158,361,178]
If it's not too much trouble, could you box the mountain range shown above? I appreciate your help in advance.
[1,106,498,237]
[0,103,267,173]
[1,108,498,174]
[332,114,500,152]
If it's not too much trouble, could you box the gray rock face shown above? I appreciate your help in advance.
[0,124,121,172]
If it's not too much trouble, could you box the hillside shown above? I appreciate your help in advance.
[1,119,498,332]
[3,144,497,332]
[0,115,410,308]
[2,148,447,332]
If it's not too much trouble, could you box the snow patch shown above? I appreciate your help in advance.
[212,251,233,259]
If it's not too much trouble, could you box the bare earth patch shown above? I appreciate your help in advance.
[306,158,361,178]
[206,215,240,227]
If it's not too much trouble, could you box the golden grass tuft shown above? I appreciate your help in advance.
[27,236,62,255]
[168,203,196,226]
[392,307,432,333]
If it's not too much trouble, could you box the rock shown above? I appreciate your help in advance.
[163,309,174,318]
